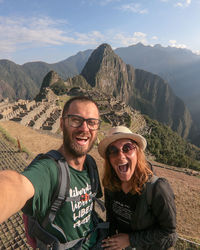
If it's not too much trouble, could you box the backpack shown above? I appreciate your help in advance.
[146,175,159,208]
[23,150,108,250]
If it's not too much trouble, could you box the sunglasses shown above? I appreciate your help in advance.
[106,142,136,157]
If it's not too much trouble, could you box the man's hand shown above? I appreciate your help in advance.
[102,233,130,250]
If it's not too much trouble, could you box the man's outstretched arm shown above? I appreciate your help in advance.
[0,170,35,223]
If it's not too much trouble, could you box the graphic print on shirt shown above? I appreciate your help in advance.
[112,200,132,225]
[69,183,93,229]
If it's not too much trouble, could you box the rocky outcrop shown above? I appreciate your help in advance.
[81,43,134,102]
[40,70,63,90]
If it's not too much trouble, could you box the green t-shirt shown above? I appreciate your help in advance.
[22,158,97,249]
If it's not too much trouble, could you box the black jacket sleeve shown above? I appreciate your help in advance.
[129,178,177,250]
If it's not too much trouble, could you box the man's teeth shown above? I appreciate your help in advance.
[118,163,128,172]
[76,137,88,141]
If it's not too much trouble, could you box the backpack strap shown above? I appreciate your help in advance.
[146,175,159,207]
[40,151,70,230]
[84,154,105,211]
[85,154,99,193]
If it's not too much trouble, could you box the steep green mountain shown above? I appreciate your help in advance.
[0,59,38,100]
[81,43,193,139]
[144,115,200,171]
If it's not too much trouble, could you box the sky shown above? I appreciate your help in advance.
[0,0,200,64]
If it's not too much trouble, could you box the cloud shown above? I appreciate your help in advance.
[109,31,148,47]
[99,0,122,5]
[0,15,150,57]
[0,16,107,57]
[118,3,148,14]
[81,0,122,6]
[175,0,192,7]
[169,40,187,48]
[194,50,200,55]
[152,36,158,40]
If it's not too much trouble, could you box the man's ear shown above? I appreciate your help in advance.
[60,117,64,131]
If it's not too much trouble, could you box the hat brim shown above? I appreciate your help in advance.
[98,132,147,158]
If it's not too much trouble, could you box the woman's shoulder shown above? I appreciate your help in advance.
[150,175,175,200]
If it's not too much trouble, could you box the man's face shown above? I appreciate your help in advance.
[61,100,99,157]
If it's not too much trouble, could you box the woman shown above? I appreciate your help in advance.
[98,126,177,250]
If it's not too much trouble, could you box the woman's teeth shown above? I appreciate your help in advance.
[118,163,129,172]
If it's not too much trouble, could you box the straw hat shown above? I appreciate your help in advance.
[98,126,147,158]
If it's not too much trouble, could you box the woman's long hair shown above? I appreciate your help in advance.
[102,142,153,194]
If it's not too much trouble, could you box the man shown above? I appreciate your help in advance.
[0,96,103,249]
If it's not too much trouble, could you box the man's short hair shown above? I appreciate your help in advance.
[62,96,99,117]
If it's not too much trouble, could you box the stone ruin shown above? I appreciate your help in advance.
[65,86,147,134]
[0,89,62,133]
[0,87,147,136]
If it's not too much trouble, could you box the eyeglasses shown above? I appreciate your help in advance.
[63,114,101,130]
[106,143,136,157]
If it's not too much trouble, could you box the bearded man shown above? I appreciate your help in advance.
[0,96,104,249]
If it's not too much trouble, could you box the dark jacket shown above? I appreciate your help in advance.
[105,177,177,250]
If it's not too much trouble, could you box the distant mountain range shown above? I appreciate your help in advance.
[0,43,200,145]
[115,43,200,127]
[0,43,199,124]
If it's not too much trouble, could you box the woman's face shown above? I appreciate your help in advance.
[107,139,137,183]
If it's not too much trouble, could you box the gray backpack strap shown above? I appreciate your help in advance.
[49,160,70,222]
[146,175,159,207]
[42,155,70,230]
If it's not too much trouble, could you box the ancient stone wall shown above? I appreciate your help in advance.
[0,96,62,133]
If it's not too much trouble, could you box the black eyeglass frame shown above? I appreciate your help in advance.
[62,114,101,130]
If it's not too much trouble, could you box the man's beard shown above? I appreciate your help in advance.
[63,125,96,157]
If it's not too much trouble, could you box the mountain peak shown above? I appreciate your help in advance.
[81,43,117,87]
[40,70,61,90]
[81,43,135,102]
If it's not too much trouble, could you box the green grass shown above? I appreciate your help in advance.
[0,125,31,156]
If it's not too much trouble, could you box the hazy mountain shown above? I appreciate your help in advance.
[22,49,92,86]
[114,43,200,126]
[0,79,16,100]
[0,59,38,100]
[0,50,92,100]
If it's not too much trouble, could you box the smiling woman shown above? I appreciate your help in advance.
[98,126,177,250]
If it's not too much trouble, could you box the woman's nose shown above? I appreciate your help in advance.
[117,150,126,158]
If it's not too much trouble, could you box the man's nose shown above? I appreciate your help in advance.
[79,120,89,131]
